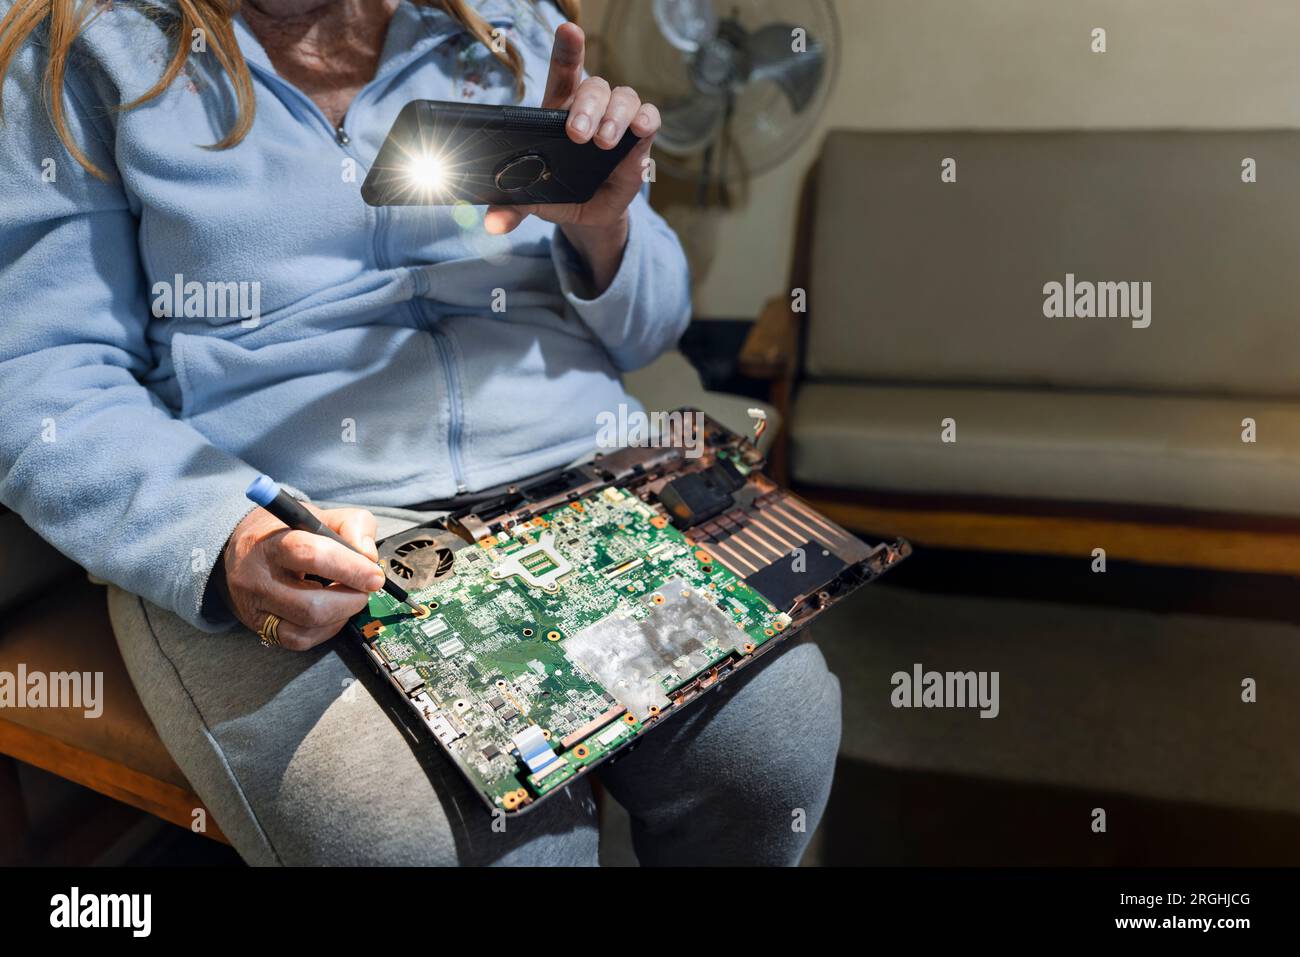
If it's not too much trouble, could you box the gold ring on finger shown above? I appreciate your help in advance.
[258,613,282,648]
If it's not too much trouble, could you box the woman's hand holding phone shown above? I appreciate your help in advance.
[483,22,660,293]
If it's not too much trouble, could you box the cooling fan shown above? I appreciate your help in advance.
[379,528,462,591]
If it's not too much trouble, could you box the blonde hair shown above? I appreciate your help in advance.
[0,0,580,179]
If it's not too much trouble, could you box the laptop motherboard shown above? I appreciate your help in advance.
[349,412,909,815]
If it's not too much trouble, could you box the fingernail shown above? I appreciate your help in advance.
[572,113,591,134]
[362,536,376,558]
[368,574,385,592]
[599,120,616,141]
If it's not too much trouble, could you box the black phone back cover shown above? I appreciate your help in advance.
[361,100,640,207]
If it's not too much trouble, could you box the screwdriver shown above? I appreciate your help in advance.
[245,474,420,612]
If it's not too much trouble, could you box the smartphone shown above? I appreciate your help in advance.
[361,100,640,207]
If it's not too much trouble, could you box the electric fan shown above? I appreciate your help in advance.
[600,0,840,204]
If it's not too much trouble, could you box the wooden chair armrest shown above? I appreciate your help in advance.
[739,296,800,381]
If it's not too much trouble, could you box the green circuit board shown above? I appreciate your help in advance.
[352,483,790,814]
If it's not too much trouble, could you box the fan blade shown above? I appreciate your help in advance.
[746,22,826,114]
[652,0,719,53]
[657,93,728,155]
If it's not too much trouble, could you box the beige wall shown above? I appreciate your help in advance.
[582,0,1300,318]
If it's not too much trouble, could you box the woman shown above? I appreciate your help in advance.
[0,0,841,865]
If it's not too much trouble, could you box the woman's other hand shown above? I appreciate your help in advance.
[484,22,660,292]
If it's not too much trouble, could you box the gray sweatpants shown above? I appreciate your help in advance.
[107,506,842,866]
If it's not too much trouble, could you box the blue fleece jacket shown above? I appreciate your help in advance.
[0,0,691,629]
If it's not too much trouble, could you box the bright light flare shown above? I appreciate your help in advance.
[405,152,447,195]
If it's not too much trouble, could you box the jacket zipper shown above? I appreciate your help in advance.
[428,318,469,495]
[242,58,365,158]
